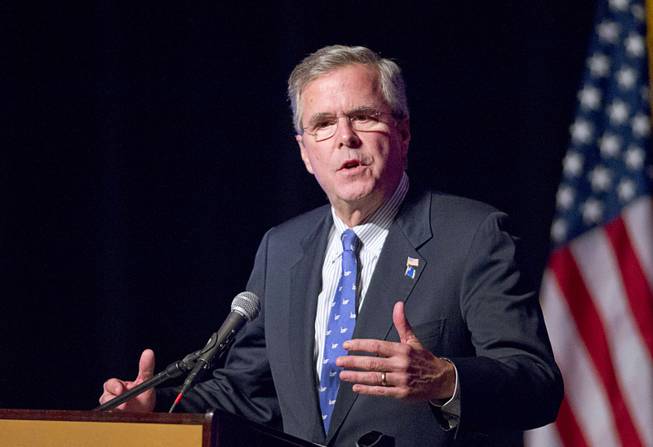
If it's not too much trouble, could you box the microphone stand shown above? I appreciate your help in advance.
[168,327,238,413]
[94,329,233,412]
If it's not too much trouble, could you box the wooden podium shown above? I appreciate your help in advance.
[0,409,319,447]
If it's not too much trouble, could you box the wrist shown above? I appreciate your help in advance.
[434,357,456,401]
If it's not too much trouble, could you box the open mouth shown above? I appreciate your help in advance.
[339,159,362,170]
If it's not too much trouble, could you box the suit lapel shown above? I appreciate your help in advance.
[287,210,332,442]
[326,191,433,442]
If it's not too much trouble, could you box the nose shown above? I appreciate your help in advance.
[336,117,361,149]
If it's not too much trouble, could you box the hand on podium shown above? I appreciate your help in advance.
[99,349,157,412]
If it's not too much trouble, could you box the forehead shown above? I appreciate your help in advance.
[300,64,386,117]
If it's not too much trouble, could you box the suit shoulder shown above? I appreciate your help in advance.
[427,191,504,224]
[410,191,517,245]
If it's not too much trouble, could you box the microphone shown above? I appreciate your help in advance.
[170,291,261,412]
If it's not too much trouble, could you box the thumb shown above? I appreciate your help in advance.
[393,301,420,346]
[135,349,155,383]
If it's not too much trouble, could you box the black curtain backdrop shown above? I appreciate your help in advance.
[3,1,595,410]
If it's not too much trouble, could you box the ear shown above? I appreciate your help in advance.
[296,134,315,175]
[397,118,411,163]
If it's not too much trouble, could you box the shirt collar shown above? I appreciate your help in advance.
[330,172,409,256]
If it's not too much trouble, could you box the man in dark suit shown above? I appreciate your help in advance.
[100,45,563,446]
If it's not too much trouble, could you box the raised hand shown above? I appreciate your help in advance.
[99,349,157,412]
[337,301,455,401]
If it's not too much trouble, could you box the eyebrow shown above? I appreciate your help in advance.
[305,105,382,126]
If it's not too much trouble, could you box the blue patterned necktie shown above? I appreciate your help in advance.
[318,229,360,433]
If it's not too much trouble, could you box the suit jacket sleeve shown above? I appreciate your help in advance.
[156,230,282,427]
[449,211,563,432]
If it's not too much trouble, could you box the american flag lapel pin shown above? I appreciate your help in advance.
[404,257,419,279]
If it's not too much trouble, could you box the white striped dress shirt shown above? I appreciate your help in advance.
[313,173,409,377]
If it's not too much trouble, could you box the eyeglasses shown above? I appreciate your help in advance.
[301,110,397,142]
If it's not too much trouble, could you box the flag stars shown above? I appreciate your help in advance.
[588,53,611,77]
[631,3,645,20]
[631,113,650,137]
[625,145,645,169]
[570,119,594,144]
[551,219,568,243]
[616,67,637,89]
[609,0,629,11]
[599,133,622,157]
[556,185,575,210]
[563,152,584,176]
[589,166,612,192]
[582,199,604,224]
[578,86,602,110]
[625,33,645,58]
[617,179,636,202]
[597,21,620,43]
[549,0,651,256]
[607,100,630,124]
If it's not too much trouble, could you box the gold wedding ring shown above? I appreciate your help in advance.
[380,371,388,387]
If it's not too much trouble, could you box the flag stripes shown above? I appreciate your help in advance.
[573,218,653,446]
[622,198,653,287]
[525,0,653,444]
[605,215,653,358]
[550,246,643,447]
[527,200,653,446]
[557,397,588,447]
[533,272,619,447]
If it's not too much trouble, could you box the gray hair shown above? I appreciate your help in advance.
[288,45,409,133]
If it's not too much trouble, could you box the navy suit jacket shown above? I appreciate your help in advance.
[161,190,563,446]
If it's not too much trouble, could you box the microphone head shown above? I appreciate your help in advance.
[231,291,261,321]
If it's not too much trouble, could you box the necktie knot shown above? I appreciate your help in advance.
[341,229,359,253]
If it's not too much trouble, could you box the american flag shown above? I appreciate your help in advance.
[525,0,653,446]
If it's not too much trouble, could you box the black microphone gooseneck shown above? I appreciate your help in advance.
[94,291,260,412]
[169,291,260,412]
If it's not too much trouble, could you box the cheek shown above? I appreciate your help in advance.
[373,147,404,176]
[308,153,331,181]
[373,141,397,167]
[310,152,324,170]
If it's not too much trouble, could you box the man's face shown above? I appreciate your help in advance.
[296,64,410,213]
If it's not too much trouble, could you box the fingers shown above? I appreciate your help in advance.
[99,390,128,409]
[340,370,409,398]
[136,349,155,383]
[337,354,393,373]
[342,303,419,356]
[340,370,402,387]
[337,304,452,402]
[99,378,127,405]
[350,384,408,399]
[103,378,127,396]
[339,355,455,401]
[392,301,418,345]
[98,350,157,412]
[338,338,411,374]
[343,338,408,357]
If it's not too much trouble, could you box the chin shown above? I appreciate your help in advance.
[334,182,378,204]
